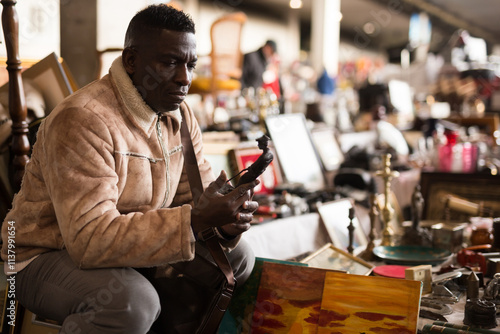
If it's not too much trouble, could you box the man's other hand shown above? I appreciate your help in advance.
[191,171,259,235]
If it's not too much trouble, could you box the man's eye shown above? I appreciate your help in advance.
[188,63,197,70]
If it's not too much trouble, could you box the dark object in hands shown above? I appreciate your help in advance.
[235,135,274,186]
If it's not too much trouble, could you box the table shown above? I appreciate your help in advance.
[242,212,500,332]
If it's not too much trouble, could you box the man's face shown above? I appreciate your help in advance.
[262,45,275,60]
[125,29,197,113]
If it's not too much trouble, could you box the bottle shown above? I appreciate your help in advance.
[438,130,458,172]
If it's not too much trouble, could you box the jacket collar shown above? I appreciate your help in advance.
[109,56,182,134]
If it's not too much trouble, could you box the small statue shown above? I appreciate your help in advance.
[220,135,273,195]
[411,184,424,230]
[401,184,432,247]
[236,135,273,186]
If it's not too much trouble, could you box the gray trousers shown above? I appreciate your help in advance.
[15,240,255,334]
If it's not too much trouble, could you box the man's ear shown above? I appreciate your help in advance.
[122,47,136,75]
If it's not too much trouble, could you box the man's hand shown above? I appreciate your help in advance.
[218,199,259,237]
[191,171,259,236]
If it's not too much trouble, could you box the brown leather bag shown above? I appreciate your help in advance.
[179,111,235,334]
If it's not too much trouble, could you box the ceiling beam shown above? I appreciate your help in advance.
[399,0,500,44]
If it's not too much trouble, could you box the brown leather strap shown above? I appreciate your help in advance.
[180,118,204,205]
[179,110,235,333]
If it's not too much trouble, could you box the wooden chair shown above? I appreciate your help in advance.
[1,0,29,194]
[189,12,247,122]
[1,1,66,332]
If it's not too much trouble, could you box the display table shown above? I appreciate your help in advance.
[243,213,329,260]
[242,213,500,332]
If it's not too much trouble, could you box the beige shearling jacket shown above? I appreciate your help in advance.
[2,57,235,270]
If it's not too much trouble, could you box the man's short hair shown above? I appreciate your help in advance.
[124,4,195,47]
[265,40,277,53]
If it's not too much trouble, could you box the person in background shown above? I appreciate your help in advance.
[241,39,282,99]
[1,5,259,333]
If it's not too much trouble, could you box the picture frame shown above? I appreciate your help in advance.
[20,52,75,115]
[265,113,326,192]
[202,141,239,179]
[420,171,500,221]
[21,311,61,333]
[228,143,282,195]
[301,243,374,276]
[317,198,368,251]
[0,52,75,117]
[310,126,344,172]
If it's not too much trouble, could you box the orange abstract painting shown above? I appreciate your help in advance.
[250,262,329,334]
[317,272,422,334]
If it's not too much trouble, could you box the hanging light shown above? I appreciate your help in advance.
[289,0,303,9]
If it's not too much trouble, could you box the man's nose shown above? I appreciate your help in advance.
[175,65,191,86]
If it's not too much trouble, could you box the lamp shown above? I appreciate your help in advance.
[289,0,302,9]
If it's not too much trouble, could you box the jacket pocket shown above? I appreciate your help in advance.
[115,151,162,211]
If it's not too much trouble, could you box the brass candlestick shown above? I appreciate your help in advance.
[375,154,399,246]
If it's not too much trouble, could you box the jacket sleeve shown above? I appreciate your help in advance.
[43,106,196,269]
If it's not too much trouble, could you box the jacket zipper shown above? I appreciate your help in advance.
[156,116,170,208]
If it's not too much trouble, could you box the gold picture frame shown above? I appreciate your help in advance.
[301,243,374,276]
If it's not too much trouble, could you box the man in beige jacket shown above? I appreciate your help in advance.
[2,5,259,333]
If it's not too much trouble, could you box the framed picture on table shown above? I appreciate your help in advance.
[202,137,240,178]
[265,113,326,192]
[310,127,344,172]
[317,198,368,251]
[228,144,283,195]
[301,243,374,276]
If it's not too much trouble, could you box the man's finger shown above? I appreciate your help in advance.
[242,200,259,213]
[236,212,254,223]
[206,170,228,194]
[230,179,260,201]
[234,222,251,232]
